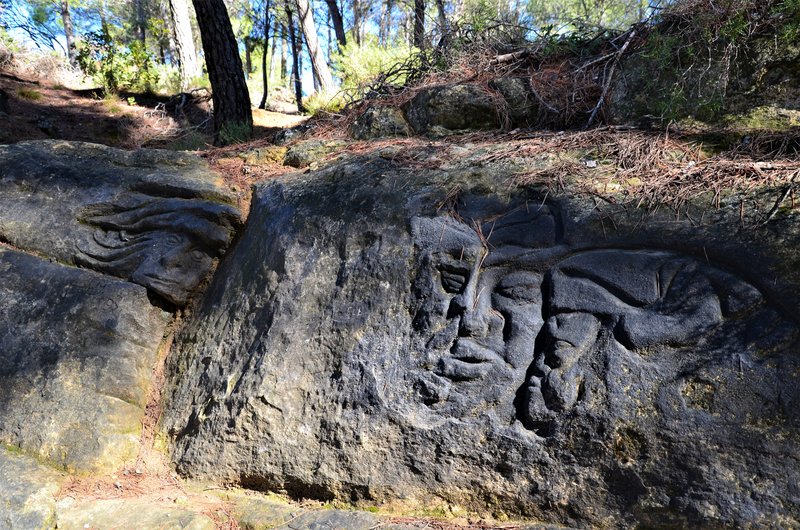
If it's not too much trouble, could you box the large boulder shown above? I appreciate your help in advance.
[404,83,501,133]
[0,140,241,305]
[350,106,412,140]
[162,154,800,528]
[0,247,168,472]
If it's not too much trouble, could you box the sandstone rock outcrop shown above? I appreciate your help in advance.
[0,140,241,305]
[0,450,63,529]
[162,152,800,528]
[0,247,168,472]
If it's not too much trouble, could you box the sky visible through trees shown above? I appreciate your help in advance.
[0,0,658,110]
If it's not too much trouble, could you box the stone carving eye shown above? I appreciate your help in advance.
[167,233,182,246]
[495,274,540,303]
[190,249,206,263]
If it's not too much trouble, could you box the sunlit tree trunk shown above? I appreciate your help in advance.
[435,0,447,34]
[170,0,201,90]
[323,0,346,48]
[285,4,304,112]
[258,0,271,109]
[378,0,393,46]
[294,0,335,93]
[59,1,77,67]
[280,23,288,83]
[352,0,363,45]
[192,0,253,144]
[269,19,278,81]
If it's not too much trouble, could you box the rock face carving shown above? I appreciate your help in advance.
[412,210,788,438]
[163,164,800,528]
[76,192,241,305]
[0,140,241,305]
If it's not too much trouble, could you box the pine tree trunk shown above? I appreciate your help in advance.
[435,0,447,34]
[413,0,425,49]
[378,0,393,46]
[135,0,147,43]
[244,40,252,79]
[60,1,77,68]
[323,0,346,48]
[192,0,253,144]
[352,0,362,45]
[435,0,448,47]
[269,22,278,81]
[285,4,304,113]
[294,0,335,94]
[280,24,288,83]
[258,0,271,110]
[169,0,200,90]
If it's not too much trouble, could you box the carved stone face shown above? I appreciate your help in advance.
[129,232,214,304]
[412,207,798,436]
[411,205,558,417]
[76,193,240,305]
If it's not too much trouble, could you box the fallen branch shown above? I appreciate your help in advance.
[490,49,532,65]
[585,29,637,128]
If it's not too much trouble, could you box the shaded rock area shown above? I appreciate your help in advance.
[163,150,800,528]
[0,247,168,472]
[611,35,800,126]
[0,140,241,305]
[351,106,412,140]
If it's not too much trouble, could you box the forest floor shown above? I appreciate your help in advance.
[0,72,306,150]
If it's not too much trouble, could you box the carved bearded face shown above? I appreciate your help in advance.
[410,204,560,418]
[411,203,797,435]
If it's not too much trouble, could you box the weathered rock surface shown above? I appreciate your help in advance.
[404,83,501,133]
[0,449,63,530]
[0,247,168,472]
[489,77,539,127]
[55,498,215,530]
[611,36,800,125]
[0,140,241,305]
[162,152,800,527]
[350,106,412,140]
[283,140,348,169]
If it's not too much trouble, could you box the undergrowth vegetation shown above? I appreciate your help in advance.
[323,0,800,130]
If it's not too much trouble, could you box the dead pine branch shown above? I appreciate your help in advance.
[490,49,532,65]
[585,29,637,128]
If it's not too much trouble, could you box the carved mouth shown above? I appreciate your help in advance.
[135,273,186,303]
[437,339,504,381]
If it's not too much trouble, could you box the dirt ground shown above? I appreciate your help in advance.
[0,72,306,150]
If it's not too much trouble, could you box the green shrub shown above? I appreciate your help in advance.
[332,36,416,92]
[76,30,159,93]
[16,88,42,101]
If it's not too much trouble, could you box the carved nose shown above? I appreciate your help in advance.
[450,293,490,337]
[159,249,184,269]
